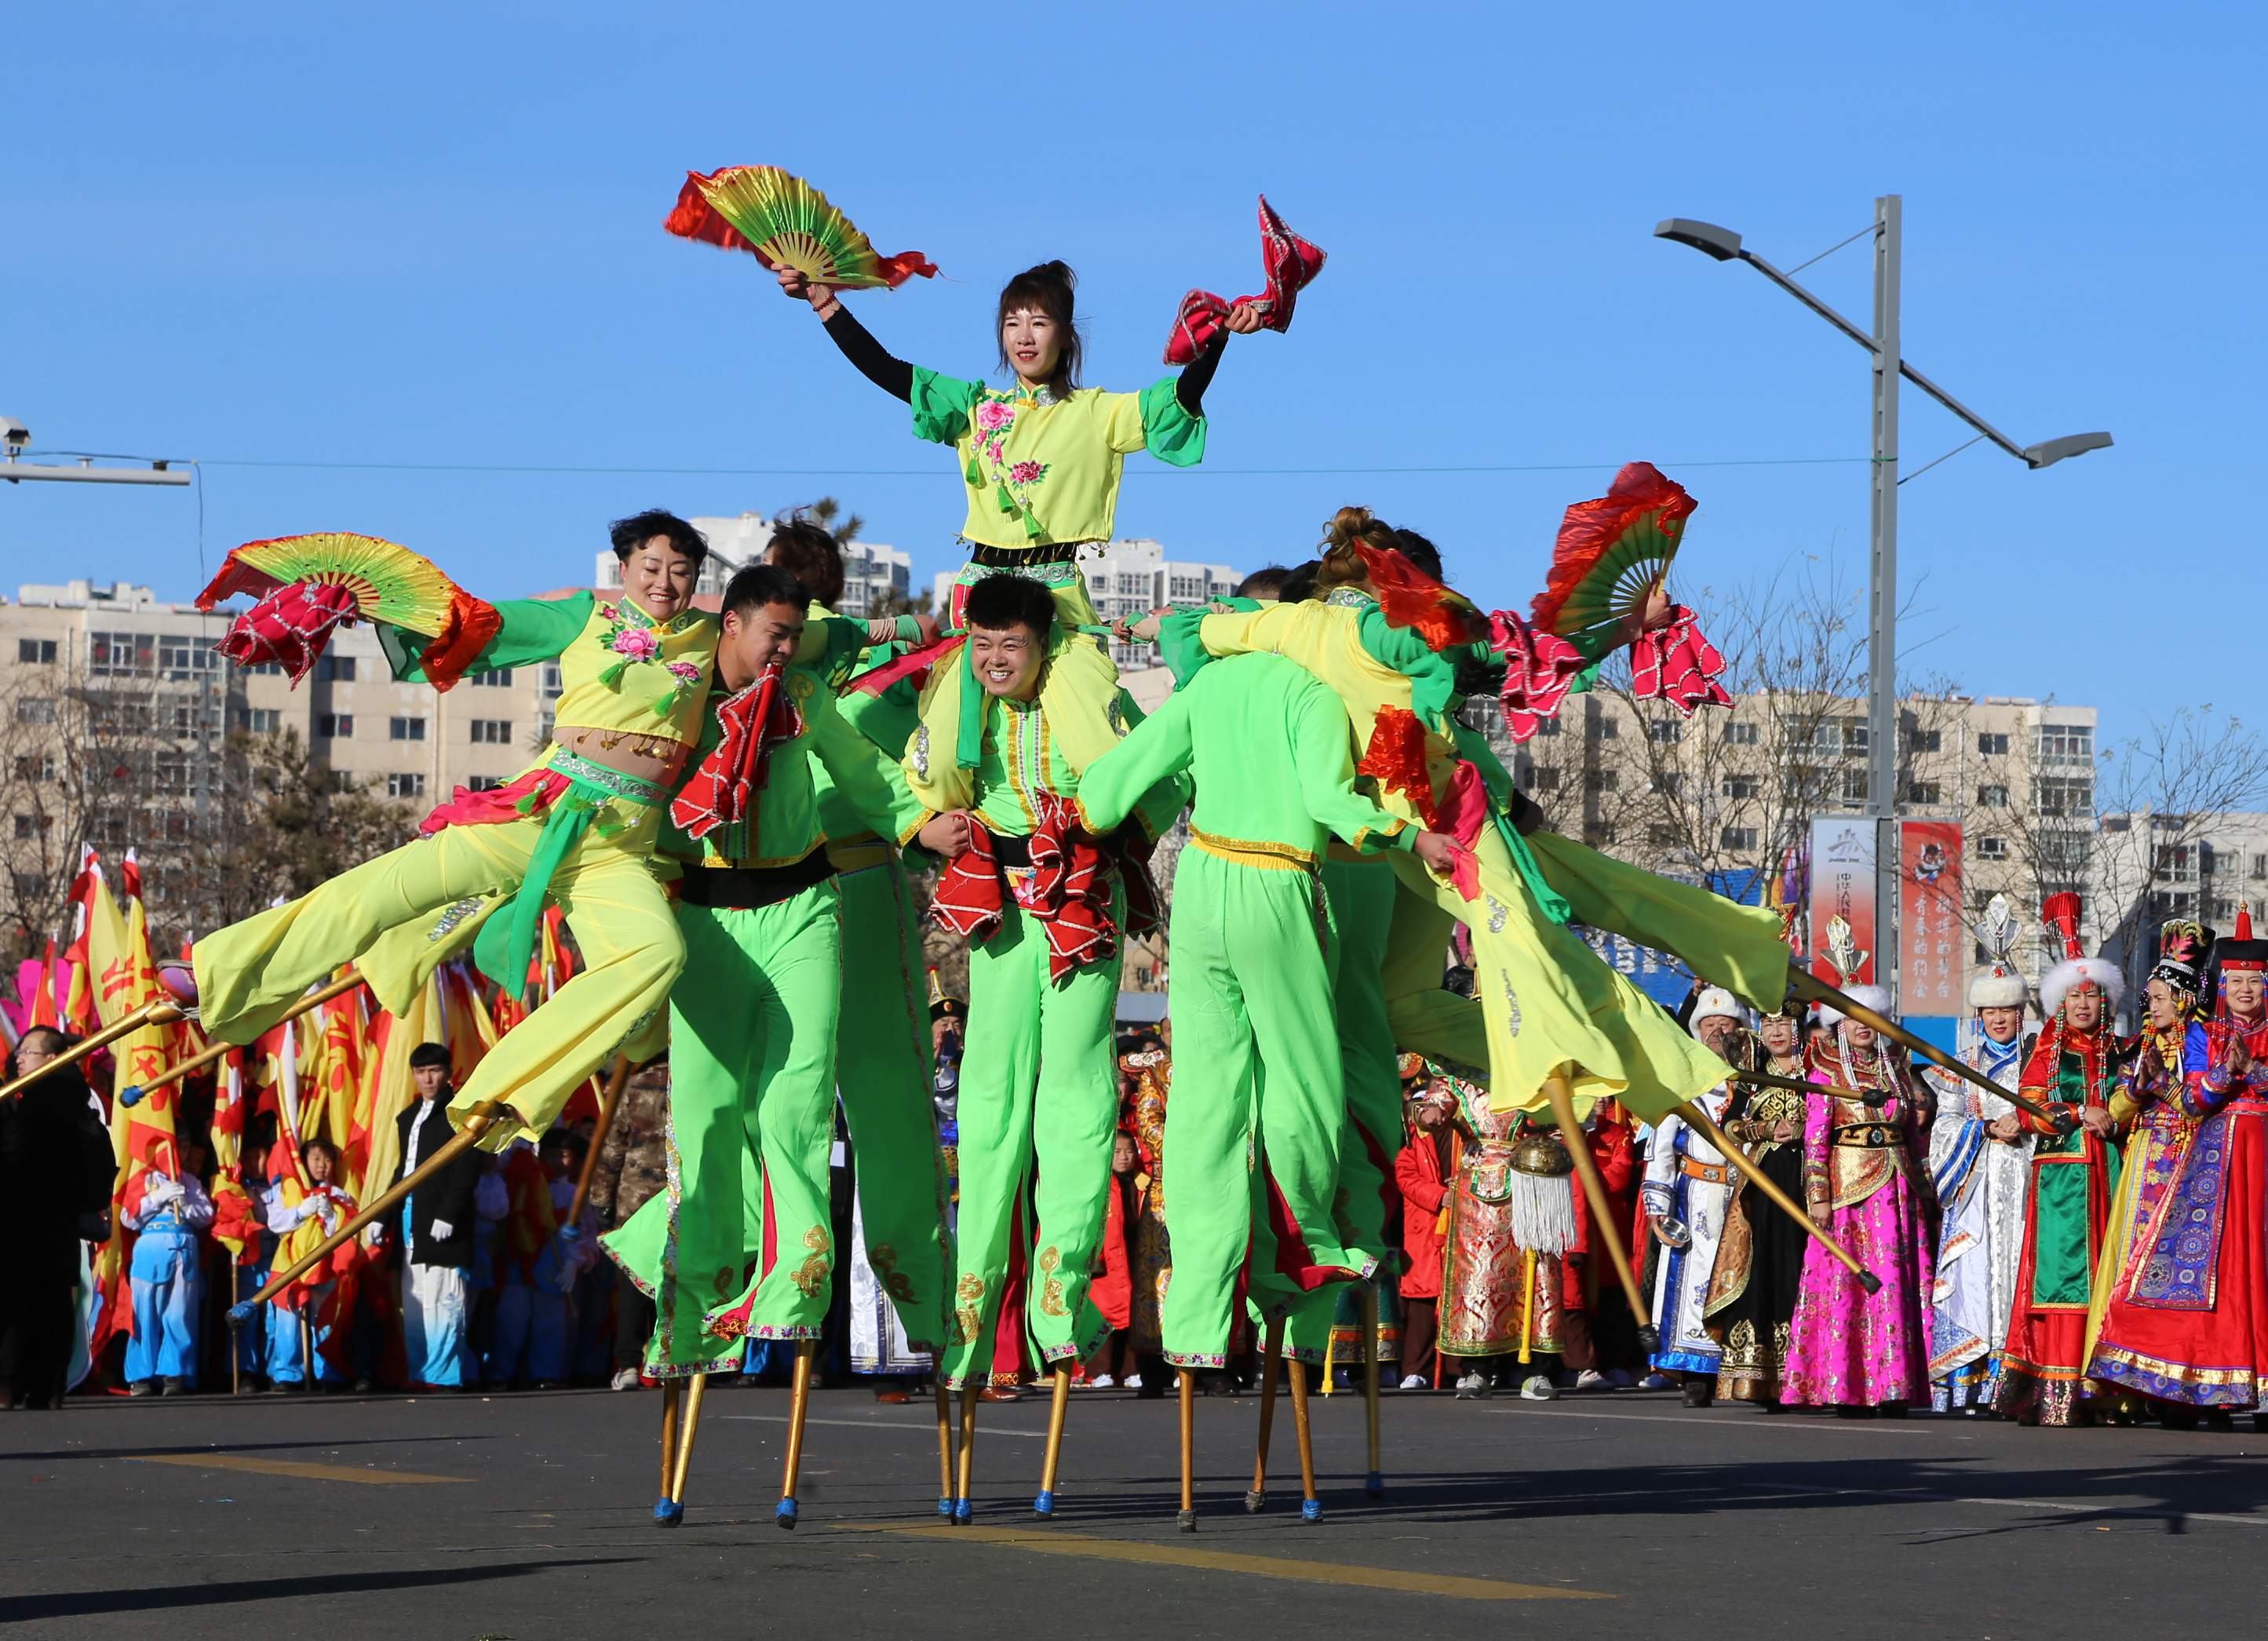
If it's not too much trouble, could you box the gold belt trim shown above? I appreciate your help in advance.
[1326,839,1388,866]
[825,833,892,873]
[1678,1158,1730,1184]
[1189,826,1318,873]
[1831,1123,1899,1150]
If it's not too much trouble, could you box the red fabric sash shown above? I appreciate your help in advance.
[929,800,1158,982]
[216,581,361,684]
[1489,610,1592,743]
[420,767,569,837]
[1163,195,1327,364]
[668,667,804,842]
[1630,607,1731,720]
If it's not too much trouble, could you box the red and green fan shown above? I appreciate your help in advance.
[664,166,937,290]
[196,533,501,689]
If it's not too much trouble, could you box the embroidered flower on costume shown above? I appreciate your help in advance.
[974,399,1015,433]
[665,660,702,685]
[1009,459,1044,485]
[611,627,661,662]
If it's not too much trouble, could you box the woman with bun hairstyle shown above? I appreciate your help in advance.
[778,259,1263,636]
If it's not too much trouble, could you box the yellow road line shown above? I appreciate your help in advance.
[126,1453,468,1486]
[839,1521,1609,1602]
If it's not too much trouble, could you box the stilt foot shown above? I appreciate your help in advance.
[1366,1470,1384,1498]
[653,1497,683,1527]
[937,1495,955,1518]
[1176,1508,1198,1533]
[953,1499,973,1525]
[1243,1490,1266,1514]
[1032,1490,1055,1518]
[775,1498,798,1530]
[1300,1498,1323,1522]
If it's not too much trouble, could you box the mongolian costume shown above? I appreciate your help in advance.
[1074,651,1395,1367]
[1704,1015,1814,1405]
[2090,911,2268,1415]
[603,650,930,1374]
[1922,901,2036,1413]
[1781,990,1936,1411]
[192,565,740,1150]
[1119,1048,1172,1361]
[1431,1069,1581,1389]
[1641,990,1745,1402]
[1996,897,2128,1426]
[906,622,1186,1388]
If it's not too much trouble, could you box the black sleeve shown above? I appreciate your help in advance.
[822,306,914,403]
[1175,333,1228,418]
[430,1145,481,1228]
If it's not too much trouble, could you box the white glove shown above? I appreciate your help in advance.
[144,1178,184,1209]
[361,1223,385,1249]
[428,1217,456,1241]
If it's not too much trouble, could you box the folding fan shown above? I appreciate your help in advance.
[664,166,937,290]
[196,533,498,687]
[1530,461,1697,657]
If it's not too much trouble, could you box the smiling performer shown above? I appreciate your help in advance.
[603,562,932,1530]
[170,513,731,1151]
[904,574,1185,1522]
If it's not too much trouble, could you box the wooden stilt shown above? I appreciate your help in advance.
[1676,1100,1881,1292]
[954,1381,979,1524]
[655,1378,684,1525]
[1358,1283,1383,1498]
[564,1056,634,1226]
[118,972,362,1110]
[1246,1319,1282,1513]
[667,1372,708,1519]
[1176,1368,1198,1532]
[229,1252,242,1397]
[934,1377,957,1518]
[1287,1351,1321,1522]
[1540,1074,1656,1354]
[776,1342,815,1528]
[300,1311,314,1391]
[1033,1361,1071,1518]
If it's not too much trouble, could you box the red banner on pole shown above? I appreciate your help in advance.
[1898,819,1965,1016]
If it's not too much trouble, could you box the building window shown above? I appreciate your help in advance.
[1584,769,1620,793]
[318,713,354,738]
[386,772,427,800]
[2035,723,2093,764]
[1721,775,1759,800]
[158,639,215,681]
[2252,852,2268,881]
[1905,780,1942,805]
[1721,826,1759,851]
[1840,770,1869,804]
[15,697,57,724]
[1978,836,2009,860]
[13,814,42,840]
[469,719,512,746]
[467,775,504,793]
[246,662,286,677]
[1651,772,1683,796]
[540,663,563,697]
[2033,775,2094,817]
[1723,721,1759,746]
[1977,784,2008,808]
[1977,732,2009,756]
[1646,720,1683,745]
[1646,823,1682,847]
[472,668,514,687]
[14,753,57,780]
[1530,767,1562,792]
[315,655,358,684]
[1589,718,1618,741]
[1533,717,1561,738]
[239,708,281,735]
[389,716,426,742]
[2214,897,2237,924]
[88,631,159,676]
[1906,728,1942,753]
[16,638,57,665]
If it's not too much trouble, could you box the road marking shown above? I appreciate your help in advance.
[839,1521,1610,1601]
[126,1453,468,1486]
[721,1415,1045,1440]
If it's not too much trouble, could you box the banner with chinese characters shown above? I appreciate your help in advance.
[1806,816,1879,984]
[1898,819,1965,1016]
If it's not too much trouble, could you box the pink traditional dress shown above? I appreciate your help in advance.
[1781,1024,1937,1409]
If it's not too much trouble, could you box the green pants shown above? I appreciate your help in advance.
[943,890,1123,1388]
[1161,847,1373,1368]
[602,884,842,1375]
[833,855,953,1352]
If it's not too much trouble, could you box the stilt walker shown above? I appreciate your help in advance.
[1077,651,1442,1523]
[1247,1319,1283,1513]
[903,576,1185,1521]
[600,563,934,1529]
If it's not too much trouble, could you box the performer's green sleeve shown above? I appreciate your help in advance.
[808,687,927,846]
[1075,687,1194,838]
[377,592,595,683]
[1292,684,1413,854]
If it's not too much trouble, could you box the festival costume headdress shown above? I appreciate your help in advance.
[2149,916,2212,1010]
[2038,891,2124,1019]
[1968,893,2030,1012]
[1687,986,1745,1037]
[927,968,966,1022]
[1814,916,1888,1027]
[2215,901,2268,975]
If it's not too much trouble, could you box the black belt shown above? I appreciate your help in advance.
[965,541,1081,568]
[991,833,1033,868]
[677,851,835,910]
[1831,1122,1900,1151]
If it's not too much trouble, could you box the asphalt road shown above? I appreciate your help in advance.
[6,1381,2266,1639]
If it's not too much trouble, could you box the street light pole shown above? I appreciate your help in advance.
[1654,202,2111,1009]
[1869,196,1902,961]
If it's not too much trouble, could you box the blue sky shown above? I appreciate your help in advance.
[3,2,2254,752]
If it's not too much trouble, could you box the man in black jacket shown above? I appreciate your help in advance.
[389,1044,481,1389]
[0,1028,116,1409]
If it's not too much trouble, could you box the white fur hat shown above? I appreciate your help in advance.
[2040,957,2124,1022]
[1818,983,1891,1030]
[1969,965,2029,1011]
[1688,986,1744,1037]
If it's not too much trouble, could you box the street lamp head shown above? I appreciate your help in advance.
[2022,432,2113,469]
[1654,218,1745,261]
[1,415,28,451]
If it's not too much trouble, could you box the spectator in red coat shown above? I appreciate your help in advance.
[1394,1092,1452,1388]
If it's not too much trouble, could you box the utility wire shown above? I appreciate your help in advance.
[134,454,1869,479]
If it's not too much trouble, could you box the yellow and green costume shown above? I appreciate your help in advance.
[1077,652,1406,1366]
[602,657,933,1373]
[193,590,723,1150]
[904,630,1185,1388]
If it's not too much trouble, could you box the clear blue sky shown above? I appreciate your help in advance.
[4,2,2254,753]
